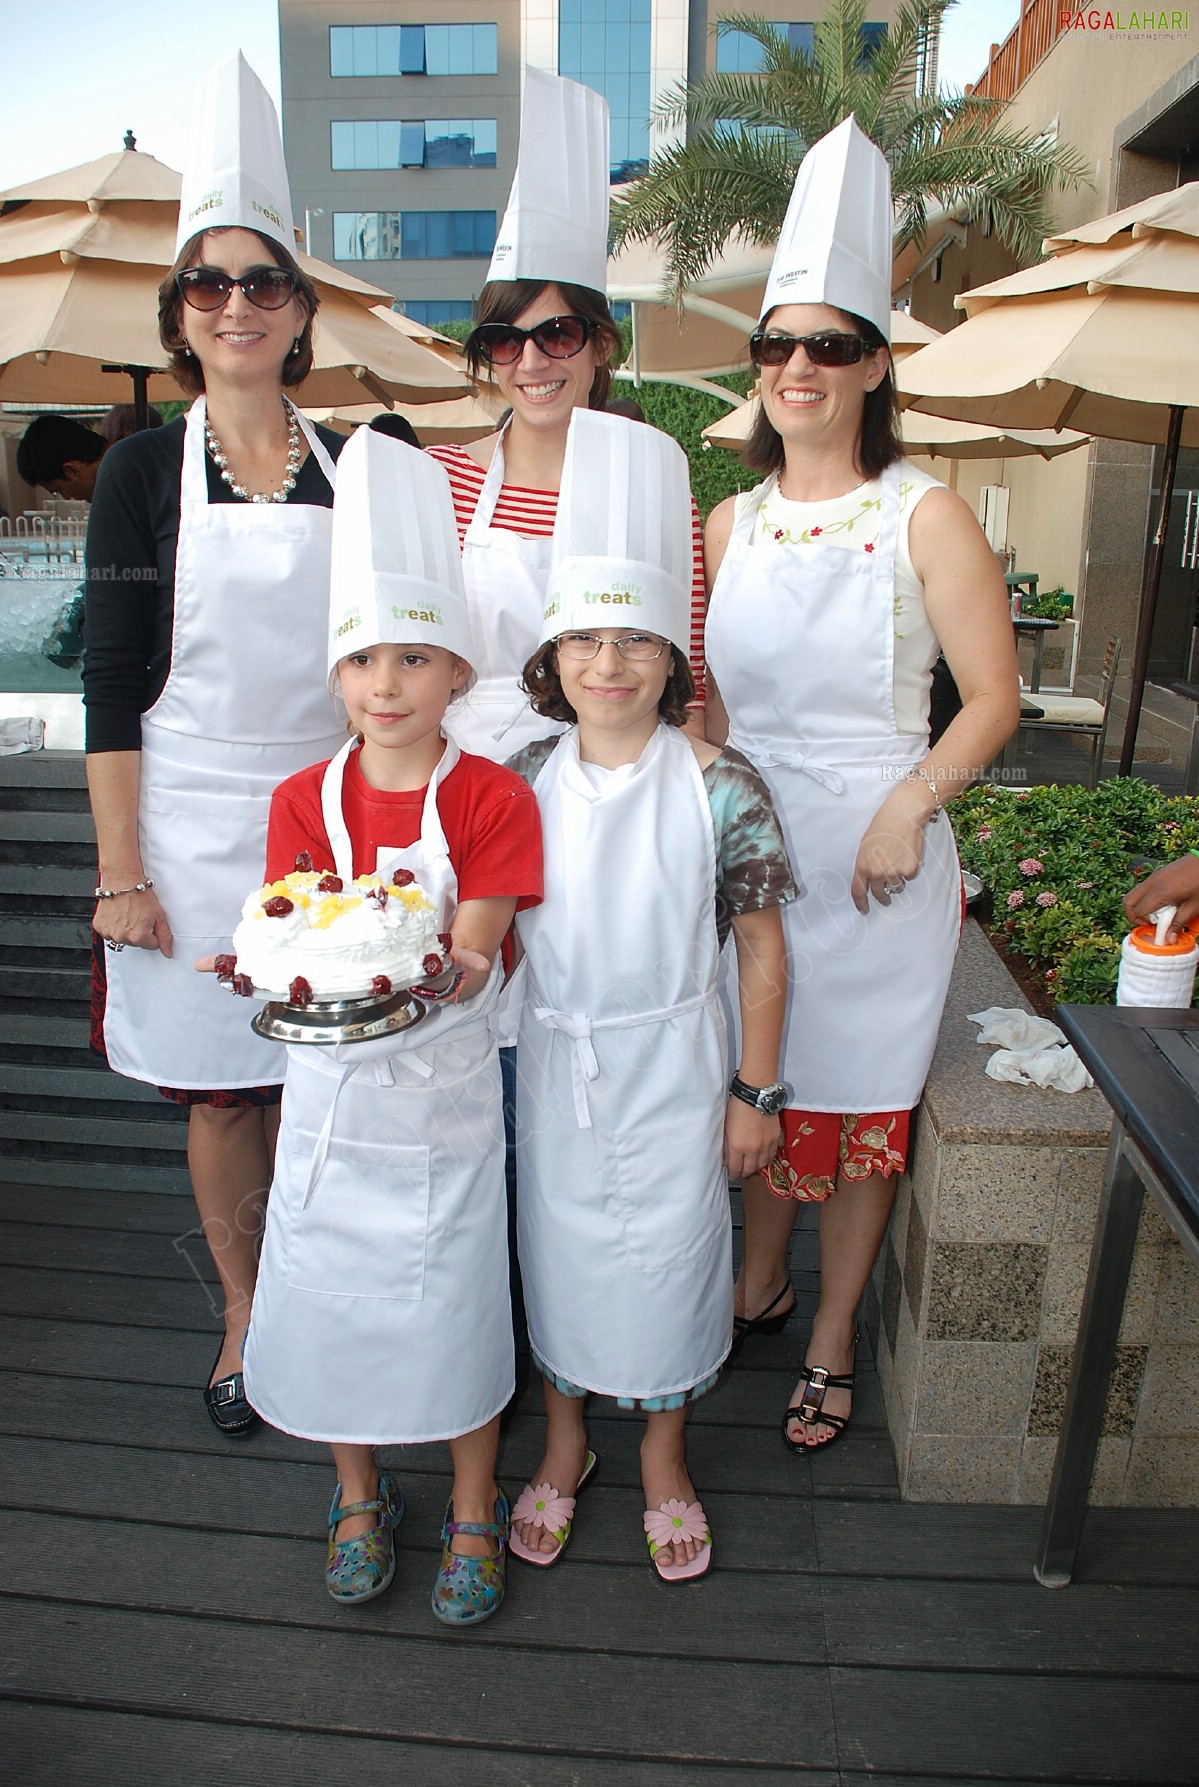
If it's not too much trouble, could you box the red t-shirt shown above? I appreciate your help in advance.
[265,744,543,913]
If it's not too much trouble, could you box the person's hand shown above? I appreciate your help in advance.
[724,1099,780,1182]
[93,887,173,957]
[1123,856,1199,939]
[850,783,931,915]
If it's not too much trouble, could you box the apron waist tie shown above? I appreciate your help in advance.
[532,985,717,1129]
[729,732,847,794]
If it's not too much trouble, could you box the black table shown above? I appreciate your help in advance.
[1035,1003,1199,1587]
[1012,615,1060,693]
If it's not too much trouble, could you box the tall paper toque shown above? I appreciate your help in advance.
[176,52,296,257]
[760,117,893,342]
[541,410,692,657]
[327,428,475,685]
[487,68,610,293]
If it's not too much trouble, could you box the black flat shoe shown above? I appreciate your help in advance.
[203,1343,260,1438]
[731,1281,795,1350]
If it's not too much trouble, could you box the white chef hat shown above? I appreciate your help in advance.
[760,117,892,342]
[540,410,692,657]
[487,68,610,294]
[176,52,296,258]
[327,428,475,687]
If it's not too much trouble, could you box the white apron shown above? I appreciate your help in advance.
[243,736,513,1445]
[442,428,568,764]
[705,466,960,1113]
[103,400,345,1089]
[515,726,733,1401]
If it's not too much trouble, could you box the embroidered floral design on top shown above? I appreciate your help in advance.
[754,479,917,551]
[840,1113,906,1181]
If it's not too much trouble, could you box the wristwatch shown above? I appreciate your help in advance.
[729,1073,790,1116]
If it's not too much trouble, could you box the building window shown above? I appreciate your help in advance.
[331,119,497,170]
[401,299,475,324]
[715,22,886,72]
[329,24,498,78]
[558,0,652,185]
[333,210,497,260]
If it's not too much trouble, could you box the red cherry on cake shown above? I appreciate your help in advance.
[289,976,313,1007]
[422,953,444,979]
[262,896,294,918]
[317,874,343,894]
[214,954,236,981]
[437,932,453,951]
[294,851,313,872]
[391,868,415,887]
[365,885,388,908]
[371,974,393,998]
[232,973,253,997]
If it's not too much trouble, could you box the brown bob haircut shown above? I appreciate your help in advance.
[522,637,695,728]
[744,307,903,482]
[466,279,622,411]
[158,227,320,397]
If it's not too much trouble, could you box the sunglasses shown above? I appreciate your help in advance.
[471,314,595,367]
[749,329,875,368]
[176,266,300,312]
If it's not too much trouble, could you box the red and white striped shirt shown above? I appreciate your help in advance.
[427,442,707,706]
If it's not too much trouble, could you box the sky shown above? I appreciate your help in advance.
[0,1,1022,192]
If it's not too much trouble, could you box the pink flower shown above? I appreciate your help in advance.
[643,1499,709,1551]
[1074,879,1094,889]
[976,826,993,841]
[1016,790,1032,800]
[1036,891,1058,907]
[1162,822,1180,832]
[810,526,822,537]
[1007,890,1025,909]
[864,541,875,553]
[1019,858,1044,876]
[773,528,785,541]
[512,1482,575,1534]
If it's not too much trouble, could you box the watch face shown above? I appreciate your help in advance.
[759,1085,789,1115]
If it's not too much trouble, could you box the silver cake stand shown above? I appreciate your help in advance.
[223,966,455,1046]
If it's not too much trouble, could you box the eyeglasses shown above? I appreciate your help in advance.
[556,632,667,661]
[748,330,874,368]
[471,315,595,366]
[176,267,300,312]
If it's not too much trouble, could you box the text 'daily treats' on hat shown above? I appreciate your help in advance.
[328,428,474,685]
[176,51,296,257]
[488,68,610,294]
[761,116,893,342]
[541,410,692,656]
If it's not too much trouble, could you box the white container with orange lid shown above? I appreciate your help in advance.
[1116,905,1199,1008]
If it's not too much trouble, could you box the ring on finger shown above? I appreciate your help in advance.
[105,938,126,952]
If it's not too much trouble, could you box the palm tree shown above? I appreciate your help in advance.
[611,1,1090,297]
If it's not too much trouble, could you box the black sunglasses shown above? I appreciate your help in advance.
[471,314,595,367]
[176,266,300,312]
[749,329,875,368]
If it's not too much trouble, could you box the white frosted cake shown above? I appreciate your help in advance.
[221,866,445,1004]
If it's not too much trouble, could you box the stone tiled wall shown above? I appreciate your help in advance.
[867,923,1199,1506]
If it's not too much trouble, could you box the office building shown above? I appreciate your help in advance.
[277,0,900,321]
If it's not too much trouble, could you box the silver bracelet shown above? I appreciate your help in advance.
[94,878,155,900]
[905,768,943,822]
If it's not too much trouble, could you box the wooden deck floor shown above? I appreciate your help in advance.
[2,1179,1198,1785]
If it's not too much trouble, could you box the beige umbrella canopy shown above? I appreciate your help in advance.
[898,181,1199,768]
[305,390,505,445]
[0,150,470,410]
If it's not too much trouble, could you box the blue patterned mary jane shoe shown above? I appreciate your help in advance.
[430,1488,510,1627]
[325,1470,405,1604]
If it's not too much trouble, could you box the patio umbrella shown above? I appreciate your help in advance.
[898,182,1199,771]
[305,390,506,445]
[0,155,471,412]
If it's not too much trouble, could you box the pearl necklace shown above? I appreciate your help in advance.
[204,399,303,504]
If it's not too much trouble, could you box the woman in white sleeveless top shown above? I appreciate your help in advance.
[705,304,1019,1451]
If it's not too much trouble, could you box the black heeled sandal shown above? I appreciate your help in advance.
[782,1333,857,1453]
[731,1280,795,1352]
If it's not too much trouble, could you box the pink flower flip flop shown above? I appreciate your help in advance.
[509,1450,599,1568]
[643,1497,713,1583]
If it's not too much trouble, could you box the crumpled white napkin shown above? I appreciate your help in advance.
[967,1006,1094,1093]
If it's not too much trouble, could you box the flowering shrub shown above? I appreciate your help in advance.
[951,778,1199,1005]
